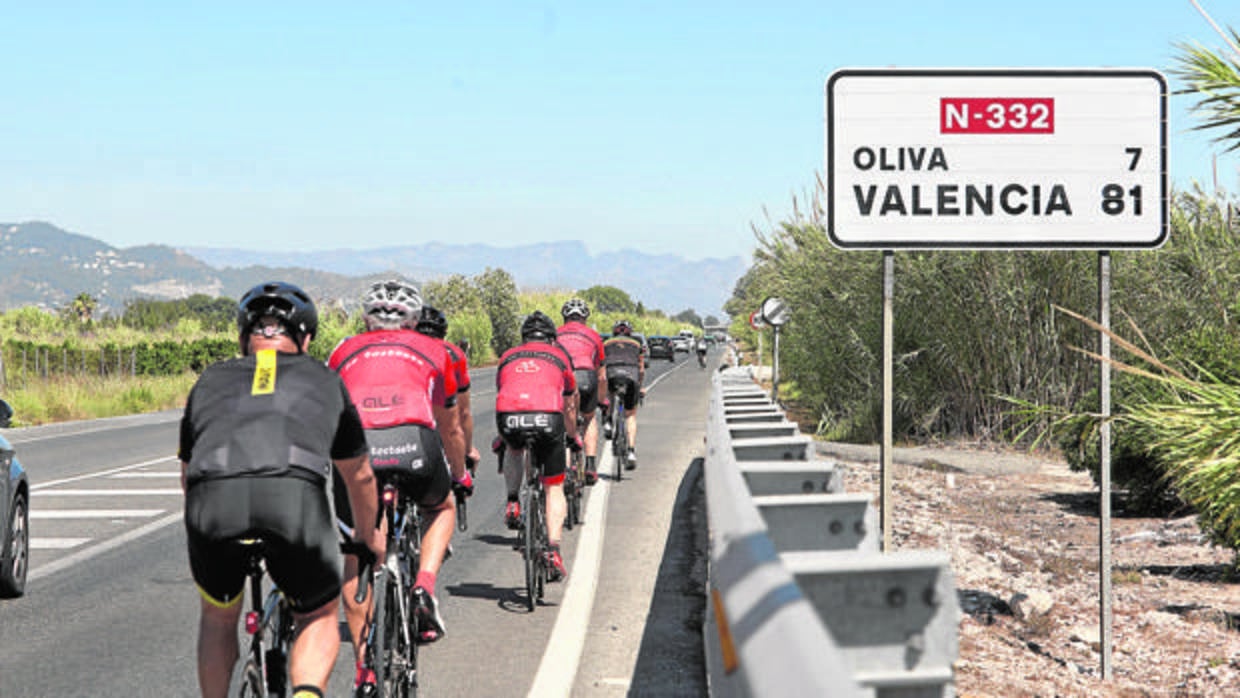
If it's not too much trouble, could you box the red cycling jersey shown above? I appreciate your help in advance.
[495,340,577,413]
[556,320,605,371]
[328,328,457,430]
[444,341,471,394]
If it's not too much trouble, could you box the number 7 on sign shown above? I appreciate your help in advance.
[1126,147,1141,171]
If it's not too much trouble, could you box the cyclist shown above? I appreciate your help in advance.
[494,311,580,581]
[416,304,482,474]
[603,319,646,470]
[555,298,607,485]
[180,281,381,698]
[328,280,470,688]
[695,334,708,368]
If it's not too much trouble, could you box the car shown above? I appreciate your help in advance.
[647,335,675,361]
[671,336,691,353]
[0,399,28,598]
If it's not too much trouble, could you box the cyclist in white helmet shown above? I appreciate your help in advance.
[556,298,607,484]
[328,279,470,690]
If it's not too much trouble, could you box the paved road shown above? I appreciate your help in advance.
[0,350,716,697]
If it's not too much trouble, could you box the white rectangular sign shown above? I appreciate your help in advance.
[825,69,1167,249]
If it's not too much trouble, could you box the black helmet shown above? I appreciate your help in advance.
[237,281,318,353]
[521,311,558,342]
[561,298,590,321]
[416,305,448,339]
[612,319,633,336]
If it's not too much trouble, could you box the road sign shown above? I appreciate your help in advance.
[825,68,1167,249]
[749,310,766,331]
[761,297,790,326]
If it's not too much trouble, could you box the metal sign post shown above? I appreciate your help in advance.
[760,297,791,404]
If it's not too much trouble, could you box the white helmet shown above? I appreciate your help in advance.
[362,279,422,330]
[561,297,590,321]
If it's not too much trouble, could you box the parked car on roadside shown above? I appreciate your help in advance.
[0,399,29,598]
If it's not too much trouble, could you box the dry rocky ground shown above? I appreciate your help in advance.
[826,442,1240,697]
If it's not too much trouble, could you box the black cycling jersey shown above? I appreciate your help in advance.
[179,351,367,487]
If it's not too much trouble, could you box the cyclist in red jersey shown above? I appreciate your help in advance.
[328,280,471,689]
[603,319,646,469]
[495,311,580,580]
[555,298,607,484]
[416,305,482,472]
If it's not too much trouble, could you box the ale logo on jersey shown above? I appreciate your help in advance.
[514,359,540,373]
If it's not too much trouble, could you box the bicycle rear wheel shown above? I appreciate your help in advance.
[522,479,539,612]
[380,576,416,698]
[612,405,626,482]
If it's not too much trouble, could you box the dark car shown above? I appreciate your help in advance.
[647,335,675,361]
[0,399,28,598]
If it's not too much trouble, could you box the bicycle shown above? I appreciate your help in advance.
[237,538,373,698]
[607,382,630,482]
[511,435,550,612]
[356,479,424,697]
[563,413,587,529]
[456,455,477,532]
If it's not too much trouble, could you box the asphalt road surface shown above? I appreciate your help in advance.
[0,349,715,697]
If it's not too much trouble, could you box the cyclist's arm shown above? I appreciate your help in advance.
[458,389,479,464]
[335,452,382,555]
[435,403,468,482]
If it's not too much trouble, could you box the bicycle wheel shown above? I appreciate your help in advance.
[380,576,415,698]
[237,660,264,698]
[533,489,547,601]
[522,483,539,612]
[612,404,625,482]
[266,597,293,696]
[571,450,584,525]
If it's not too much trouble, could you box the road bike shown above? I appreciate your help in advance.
[563,413,587,529]
[237,539,373,698]
[356,479,424,697]
[512,435,550,612]
[607,382,630,482]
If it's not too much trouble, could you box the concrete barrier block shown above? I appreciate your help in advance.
[730,434,811,461]
[728,421,798,440]
[724,411,787,424]
[753,493,878,554]
[783,550,959,696]
[723,404,783,416]
[741,461,844,496]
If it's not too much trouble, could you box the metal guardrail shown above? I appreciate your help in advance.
[703,367,959,698]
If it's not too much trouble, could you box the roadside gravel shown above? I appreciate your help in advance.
[818,441,1240,697]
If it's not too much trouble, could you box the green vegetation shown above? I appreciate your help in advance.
[0,275,692,426]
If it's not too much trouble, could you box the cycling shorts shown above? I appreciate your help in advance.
[496,411,567,485]
[574,368,600,413]
[606,371,641,411]
[335,423,451,528]
[185,476,341,613]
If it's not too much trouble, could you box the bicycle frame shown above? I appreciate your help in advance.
[361,482,420,697]
[514,438,548,612]
[609,384,628,481]
[238,540,294,698]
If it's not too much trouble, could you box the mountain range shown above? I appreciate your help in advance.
[0,221,747,319]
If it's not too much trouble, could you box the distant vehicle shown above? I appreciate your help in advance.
[671,335,692,353]
[647,336,675,361]
[0,399,29,598]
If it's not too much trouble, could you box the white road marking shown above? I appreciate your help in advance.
[37,489,182,496]
[32,456,178,490]
[528,449,613,698]
[31,538,91,549]
[28,512,184,582]
[108,472,180,478]
[31,509,165,519]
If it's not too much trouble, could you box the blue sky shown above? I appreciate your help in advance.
[1,2,1235,262]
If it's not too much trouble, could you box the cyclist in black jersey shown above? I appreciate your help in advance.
[602,319,646,469]
[179,281,382,698]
